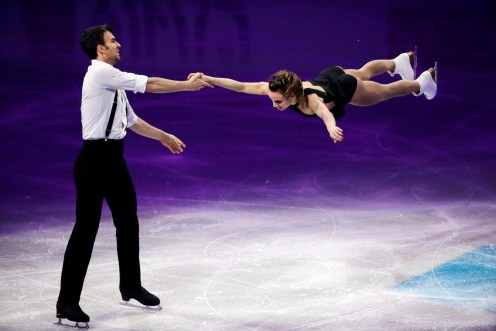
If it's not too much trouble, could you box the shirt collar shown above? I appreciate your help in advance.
[91,59,114,68]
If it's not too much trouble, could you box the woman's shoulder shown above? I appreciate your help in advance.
[302,81,325,92]
[302,81,313,88]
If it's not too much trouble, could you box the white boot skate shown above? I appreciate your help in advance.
[388,46,418,80]
[414,62,438,100]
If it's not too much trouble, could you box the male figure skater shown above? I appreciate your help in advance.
[55,24,212,329]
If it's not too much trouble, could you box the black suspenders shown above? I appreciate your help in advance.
[104,90,129,141]
[105,90,119,141]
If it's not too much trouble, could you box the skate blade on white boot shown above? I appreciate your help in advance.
[429,61,438,99]
[434,61,438,85]
[54,318,89,330]
[412,45,418,78]
[120,299,163,311]
[389,45,417,81]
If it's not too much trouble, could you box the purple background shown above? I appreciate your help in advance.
[1,0,495,230]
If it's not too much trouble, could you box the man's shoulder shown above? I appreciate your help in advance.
[87,60,121,78]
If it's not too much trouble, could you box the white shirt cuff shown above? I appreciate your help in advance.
[134,75,148,93]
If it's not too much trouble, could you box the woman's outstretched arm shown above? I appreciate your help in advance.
[307,95,343,143]
[189,73,269,95]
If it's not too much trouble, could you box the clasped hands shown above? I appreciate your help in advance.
[187,72,213,90]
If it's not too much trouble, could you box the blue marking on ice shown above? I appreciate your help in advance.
[394,245,496,312]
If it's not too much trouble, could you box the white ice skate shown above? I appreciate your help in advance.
[414,62,438,100]
[389,46,418,80]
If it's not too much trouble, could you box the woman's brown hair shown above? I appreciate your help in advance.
[268,70,306,108]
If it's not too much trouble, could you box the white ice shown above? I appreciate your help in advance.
[0,201,495,330]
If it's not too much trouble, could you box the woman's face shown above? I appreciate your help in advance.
[268,90,293,111]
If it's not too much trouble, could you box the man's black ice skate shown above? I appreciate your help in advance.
[120,286,162,310]
[55,302,90,329]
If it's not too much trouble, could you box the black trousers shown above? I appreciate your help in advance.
[58,139,141,305]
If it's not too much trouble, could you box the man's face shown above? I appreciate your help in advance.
[99,31,121,64]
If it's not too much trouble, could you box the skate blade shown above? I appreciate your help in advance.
[119,300,163,311]
[413,45,418,79]
[434,61,438,85]
[54,318,89,330]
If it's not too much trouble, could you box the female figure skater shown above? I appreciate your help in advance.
[192,51,437,143]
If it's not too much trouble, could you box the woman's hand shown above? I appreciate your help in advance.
[328,125,344,143]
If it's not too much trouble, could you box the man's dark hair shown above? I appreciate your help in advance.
[80,24,114,59]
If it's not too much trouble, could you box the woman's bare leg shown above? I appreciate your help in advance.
[345,51,415,81]
[345,60,394,81]
[350,79,419,106]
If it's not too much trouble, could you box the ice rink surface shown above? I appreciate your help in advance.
[1,0,495,330]
[1,202,495,330]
